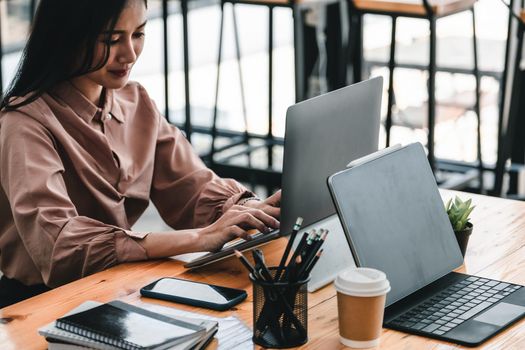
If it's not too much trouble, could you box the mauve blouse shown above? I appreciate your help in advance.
[0,81,251,288]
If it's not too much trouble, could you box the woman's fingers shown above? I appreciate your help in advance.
[235,212,269,233]
[235,192,281,220]
[226,206,279,229]
[264,190,281,206]
[262,206,280,219]
[205,225,249,252]
[246,208,280,229]
[229,225,251,241]
[202,206,282,252]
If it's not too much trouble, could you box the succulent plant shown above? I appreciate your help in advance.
[445,196,475,232]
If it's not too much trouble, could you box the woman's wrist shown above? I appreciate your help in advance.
[237,196,260,206]
[137,229,202,258]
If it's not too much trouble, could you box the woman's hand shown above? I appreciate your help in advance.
[197,204,280,252]
[138,191,282,257]
[242,190,281,219]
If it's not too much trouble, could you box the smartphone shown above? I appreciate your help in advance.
[140,277,247,311]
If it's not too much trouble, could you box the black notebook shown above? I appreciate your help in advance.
[55,302,205,350]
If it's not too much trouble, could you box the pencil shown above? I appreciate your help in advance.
[234,250,257,279]
[252,249,273,281]
[279,231,308,281]
[284,229,318,281]
[301,229,319,260]
[297,230,328,280]
[303,249,324,278]
[294,230,315,260]
[308,230,328,260]
[289,255,302,282]
[275,217,303,282]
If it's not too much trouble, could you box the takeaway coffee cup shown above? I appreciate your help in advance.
[334,267,391,348]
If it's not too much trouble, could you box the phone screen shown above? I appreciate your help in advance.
[143,278,245,305]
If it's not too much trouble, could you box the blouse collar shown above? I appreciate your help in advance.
[51,81,125,124]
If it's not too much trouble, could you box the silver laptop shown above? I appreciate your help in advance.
[181,78,383,291]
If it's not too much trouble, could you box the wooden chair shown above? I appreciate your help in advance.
[347,0,483,189]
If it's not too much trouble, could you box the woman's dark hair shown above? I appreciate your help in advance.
[1,0,147,111]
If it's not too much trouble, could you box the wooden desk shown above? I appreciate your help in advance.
[1,191,525,349]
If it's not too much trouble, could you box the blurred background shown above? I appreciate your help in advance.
[1,0,522,231]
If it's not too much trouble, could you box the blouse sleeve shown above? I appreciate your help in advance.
[149,111,252,229]
[0,113,148,288]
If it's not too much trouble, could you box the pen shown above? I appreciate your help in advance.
[275,217,303,282]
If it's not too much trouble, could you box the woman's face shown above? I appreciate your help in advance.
[74,0,147,97]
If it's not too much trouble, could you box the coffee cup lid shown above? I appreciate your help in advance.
[334,267,391,297]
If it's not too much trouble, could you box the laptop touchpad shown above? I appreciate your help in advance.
[474,303,525,327]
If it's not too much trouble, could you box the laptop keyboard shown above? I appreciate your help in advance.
[389,276,522,336]
[221,231,275,249]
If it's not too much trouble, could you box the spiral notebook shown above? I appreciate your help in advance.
[52,301,205,350]
[40,301,251,350]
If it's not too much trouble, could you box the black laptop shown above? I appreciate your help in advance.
[327,142,525,347]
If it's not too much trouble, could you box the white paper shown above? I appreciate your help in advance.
[141,303,253,350]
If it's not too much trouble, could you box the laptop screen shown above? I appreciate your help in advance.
[328,143,464,306]
[280,77,382,235]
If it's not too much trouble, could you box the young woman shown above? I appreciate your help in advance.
[0,0,280,307]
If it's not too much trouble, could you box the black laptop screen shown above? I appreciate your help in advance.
[328,143,464,306]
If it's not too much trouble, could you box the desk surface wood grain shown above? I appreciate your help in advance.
[1,191,525,349]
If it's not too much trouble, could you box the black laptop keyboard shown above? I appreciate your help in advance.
[389,276,522,336]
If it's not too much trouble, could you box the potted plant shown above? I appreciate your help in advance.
[445,196,475,257]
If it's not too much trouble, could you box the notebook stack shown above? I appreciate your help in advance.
[38,300,218,350]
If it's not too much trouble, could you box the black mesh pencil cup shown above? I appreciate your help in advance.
[251,268,309,348]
